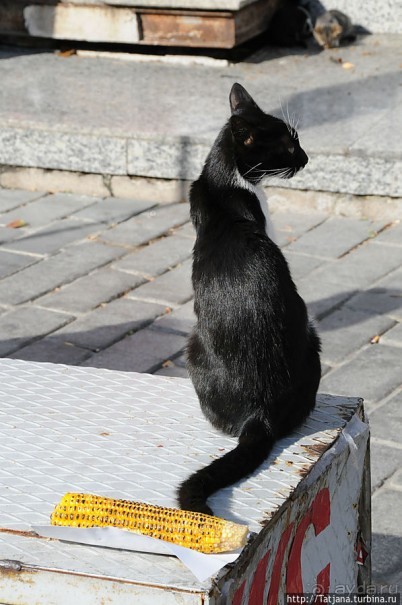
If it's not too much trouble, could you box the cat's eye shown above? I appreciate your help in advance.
[288,146,295,154]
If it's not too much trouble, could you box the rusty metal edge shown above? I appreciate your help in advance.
[0,559,209,597]
[357,418,372,590]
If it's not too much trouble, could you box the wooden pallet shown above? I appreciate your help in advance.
[0,0,280,49]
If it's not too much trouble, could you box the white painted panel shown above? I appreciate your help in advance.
[24,5,140,43]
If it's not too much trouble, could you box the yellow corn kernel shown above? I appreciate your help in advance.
[50,493,248,554]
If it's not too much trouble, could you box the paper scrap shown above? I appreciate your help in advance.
[33,525,243,582]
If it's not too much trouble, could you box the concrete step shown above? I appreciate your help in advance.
[0,34,401,198]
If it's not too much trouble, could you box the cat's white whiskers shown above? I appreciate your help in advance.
[279,96,299,135]
[285,101,293,134]
[280,97,292,134]
[279,96,287,125]
[263,167,289,175]
[291,109,301,134]
[264,169,288,180]
[284,99,289,123]
[243,162,262,177]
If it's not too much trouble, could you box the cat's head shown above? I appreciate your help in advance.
[229,83,308,184]
[313,14,342,48]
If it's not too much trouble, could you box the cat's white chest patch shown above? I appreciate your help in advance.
[254,184,276,242]
[234,171,276,242]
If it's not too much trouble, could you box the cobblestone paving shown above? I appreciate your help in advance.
[0,188,400,590]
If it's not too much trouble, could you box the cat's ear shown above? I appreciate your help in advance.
[230,115,255,147]
[229,83,260,114]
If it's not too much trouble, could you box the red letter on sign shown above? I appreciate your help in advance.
[247,550,271,605]
[286,488,331,594]
[267,522,295,605]
[233,579,246,605]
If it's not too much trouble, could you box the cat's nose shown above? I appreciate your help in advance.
[300,149,309,167]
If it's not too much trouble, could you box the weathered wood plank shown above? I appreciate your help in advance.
[138,0,279,48]
[139,10,235,48]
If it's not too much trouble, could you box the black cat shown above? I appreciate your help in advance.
[178,83,321,516]
[267,0,313,47]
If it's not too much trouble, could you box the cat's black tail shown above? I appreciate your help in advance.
[178,419,274,516]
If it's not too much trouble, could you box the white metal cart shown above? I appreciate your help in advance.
[0,359,370,604]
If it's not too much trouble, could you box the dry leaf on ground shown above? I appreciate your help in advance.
[6,219,27,228]
[56,49,76,58]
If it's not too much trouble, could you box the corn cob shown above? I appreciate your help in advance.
[50,492,248,554]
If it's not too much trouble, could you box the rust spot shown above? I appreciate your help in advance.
[337,406,355,420]
[295,464,311,478]
[259,504,281,527]
[0,528,41,539]
[259,514,273,527]
[13,573,36,586]
[0,560,37,587]
[285,460,294,466]
[301,442,330,457]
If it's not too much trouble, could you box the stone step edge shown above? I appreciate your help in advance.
[0,131,400,199]
[0,166,401,222]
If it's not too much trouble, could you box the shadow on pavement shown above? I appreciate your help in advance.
[0,285,400,370]
[372,532,402,593]
[306,288,402,325]
[268,70,401,130]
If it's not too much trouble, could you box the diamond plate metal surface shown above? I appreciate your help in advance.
[0,358,361,590]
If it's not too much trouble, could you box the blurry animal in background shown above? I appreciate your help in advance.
[266,0,313,47]
[313,9,356,49]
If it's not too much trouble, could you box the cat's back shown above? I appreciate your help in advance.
[189,178,298,332]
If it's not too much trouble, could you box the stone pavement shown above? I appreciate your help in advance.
[0,187,401,591]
